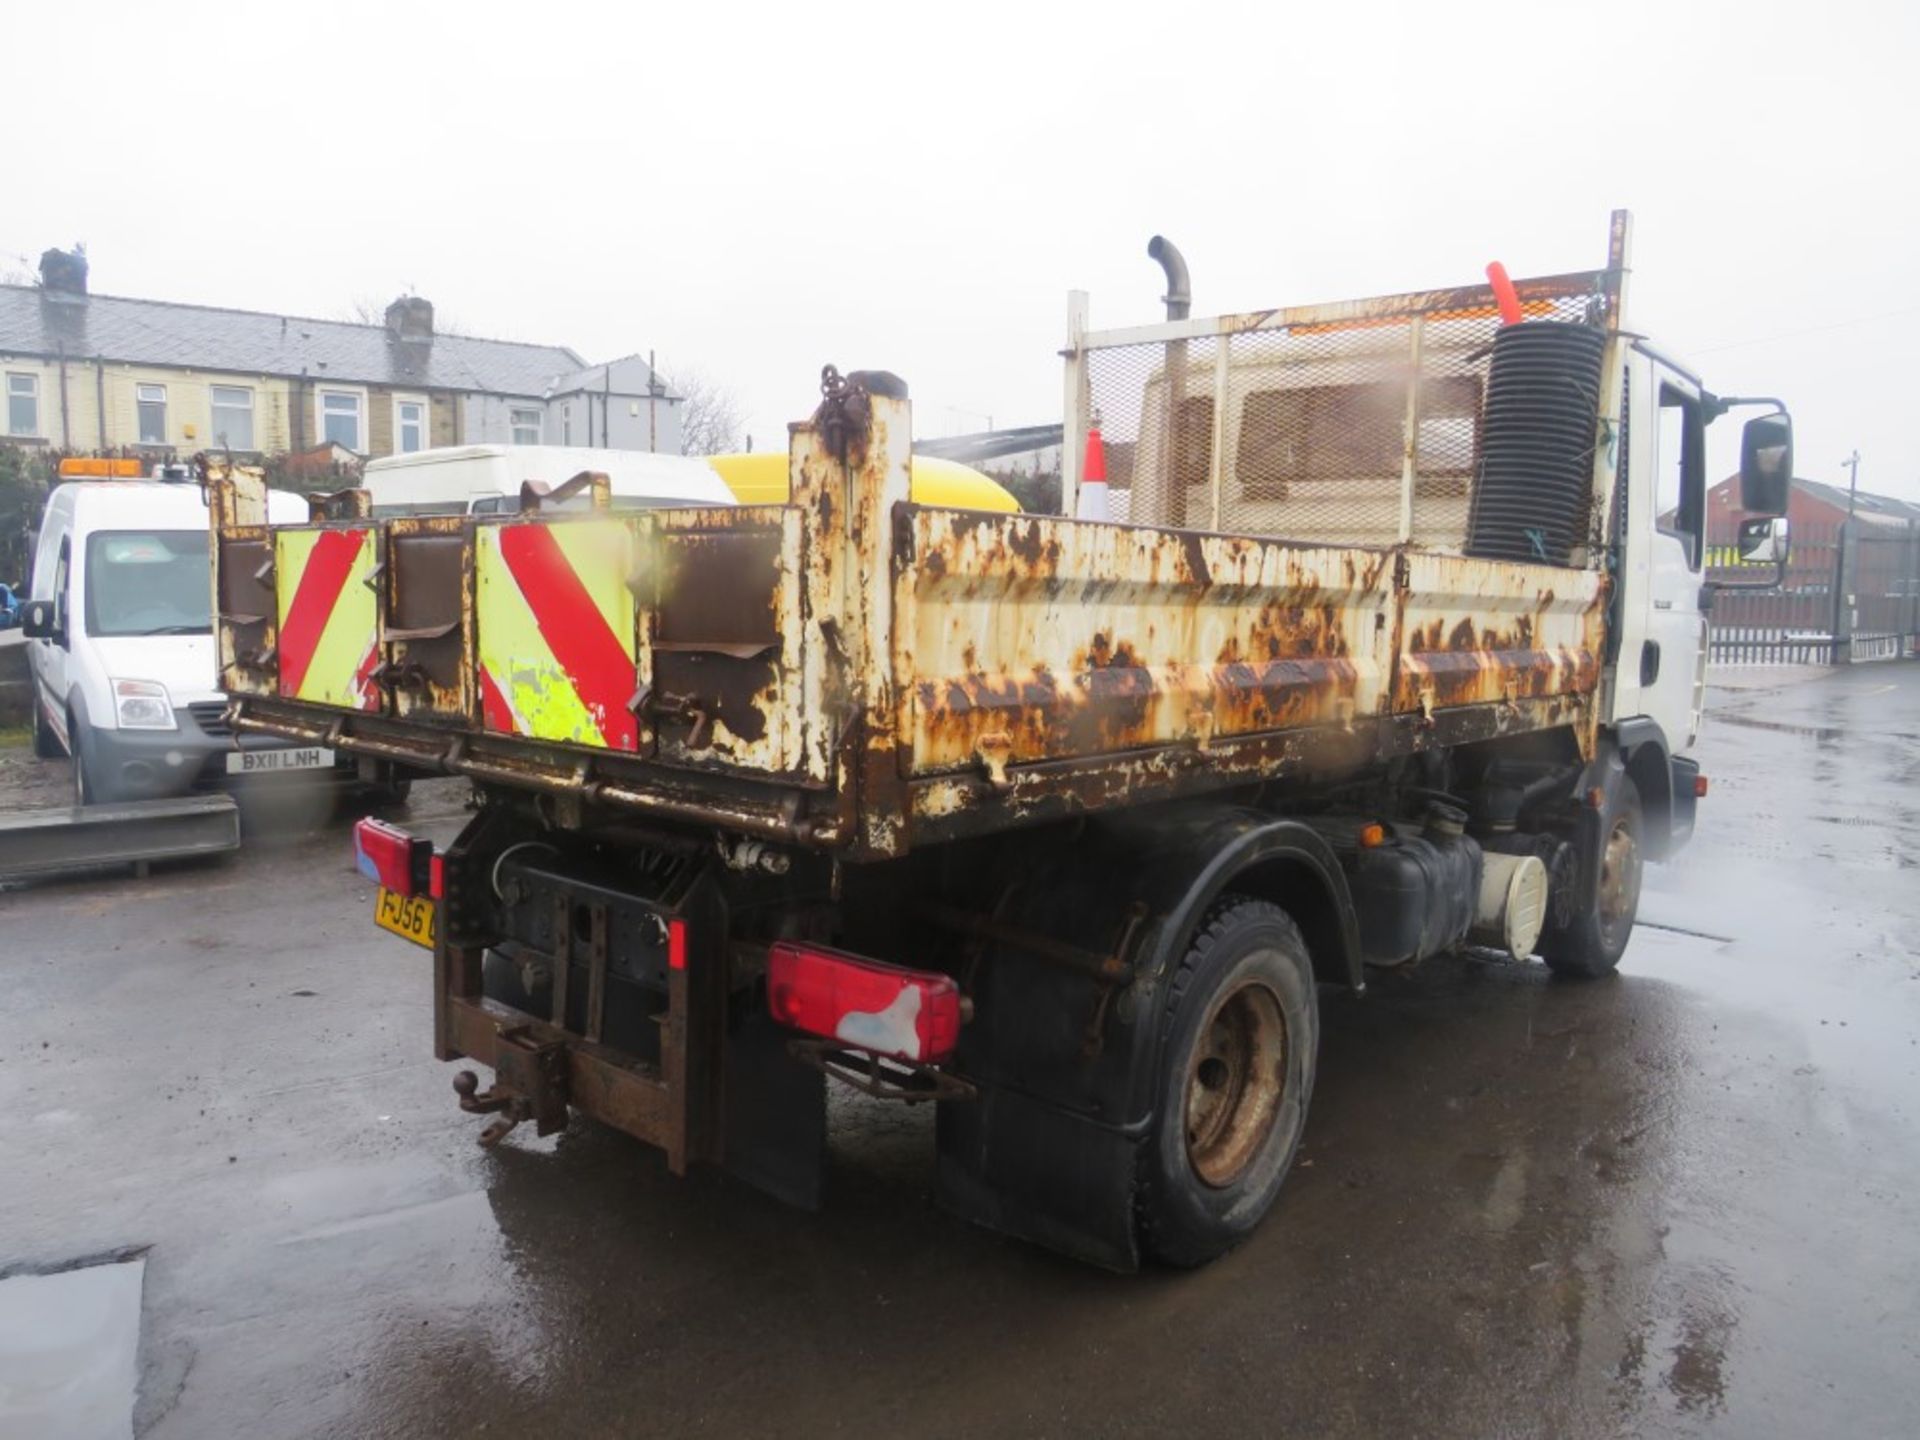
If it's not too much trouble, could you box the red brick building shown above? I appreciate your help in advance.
[1706,473,1920,544]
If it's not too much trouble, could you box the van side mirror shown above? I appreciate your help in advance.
[21,598,63,644]
[1739,412,1793,515]
[1736,515,1788,565]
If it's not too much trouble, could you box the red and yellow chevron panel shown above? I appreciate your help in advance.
[475,520,639,751]
[275,528,380,711]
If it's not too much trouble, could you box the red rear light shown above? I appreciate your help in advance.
[1694,774,1710,798]
[667,918,687,971]
[353,817,431,897]
[766,942,962,1064]
[429,852,446,900]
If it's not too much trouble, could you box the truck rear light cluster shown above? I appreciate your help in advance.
[353,817,434,897]
[766,942,962,1064]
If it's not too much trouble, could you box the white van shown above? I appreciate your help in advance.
[361,444,735,516]
[22,479,345,804]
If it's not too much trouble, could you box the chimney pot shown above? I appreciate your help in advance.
[384,295,434,342]
[38,245,88,297]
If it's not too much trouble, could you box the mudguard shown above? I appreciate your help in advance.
[935,802,1359,1270]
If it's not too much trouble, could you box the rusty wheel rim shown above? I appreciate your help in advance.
[1184,978,1288,1188]
[1597,817,1641,942]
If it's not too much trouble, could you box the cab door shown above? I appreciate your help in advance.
[1640,374,1709,750]
[29,529,72,744]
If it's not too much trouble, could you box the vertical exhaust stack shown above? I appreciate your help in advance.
[1138,235,1194,529]
[1147,235,1191,321]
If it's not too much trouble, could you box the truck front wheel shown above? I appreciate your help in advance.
[1541,777,1643,978]
[1139,896,1319,1267]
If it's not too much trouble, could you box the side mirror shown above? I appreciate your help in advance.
[1739,411,1793,515]
[20,598,62,643]
[1736,515,1788,565]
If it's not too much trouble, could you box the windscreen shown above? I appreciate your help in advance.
[84,530,212,637]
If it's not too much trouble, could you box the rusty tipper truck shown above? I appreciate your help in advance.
[210,213,1793,1269]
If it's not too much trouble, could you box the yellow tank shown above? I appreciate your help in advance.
[706,452,1019,512]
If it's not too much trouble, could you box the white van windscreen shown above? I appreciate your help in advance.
[84,531,213,637]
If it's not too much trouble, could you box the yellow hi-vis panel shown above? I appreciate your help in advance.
[475,520,640,750]
[275,527,380,710]
[706,452,1020,511]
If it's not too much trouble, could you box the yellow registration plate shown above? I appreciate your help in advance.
[375,887,436,948]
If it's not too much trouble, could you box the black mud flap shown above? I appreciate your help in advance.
[1669,754,1700,852]
[722,1011,827,1210]
[935,1084,1143,1272]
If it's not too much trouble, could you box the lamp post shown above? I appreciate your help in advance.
[1836,451,1861,661]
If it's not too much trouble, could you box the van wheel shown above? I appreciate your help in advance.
[364,764,412,809]
[1541,777,1642,978]
[69,709,97,806]
[32,697,62,759]
[367,776,412,808]
[1138,896,1319,1268]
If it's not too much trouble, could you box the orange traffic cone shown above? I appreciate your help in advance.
[1486,261,1524,326]
[1077,420,1110,521]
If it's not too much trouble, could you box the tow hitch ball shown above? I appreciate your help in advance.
[454,1029,570,1147]
[452,1070,530,1148]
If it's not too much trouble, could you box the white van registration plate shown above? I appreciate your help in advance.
[228,746,335,775]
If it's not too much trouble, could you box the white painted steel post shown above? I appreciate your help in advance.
[1588,209,1634,563]
[1398,316,1424,544]
[1209,336,1232,531]
[1062,290,1089,518]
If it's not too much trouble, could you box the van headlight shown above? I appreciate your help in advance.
[113,679,177,730]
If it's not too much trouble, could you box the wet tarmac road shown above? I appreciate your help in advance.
[2,665,1917,1439]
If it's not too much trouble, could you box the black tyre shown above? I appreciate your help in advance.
[359,762,413,809]
[1139,895,1319,1267]
[69,709,94,806]
[368,775,413,808]
[1541,777,1643,979]
[31,695,62,759]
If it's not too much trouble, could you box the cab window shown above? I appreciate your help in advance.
[1655,382,1705,570]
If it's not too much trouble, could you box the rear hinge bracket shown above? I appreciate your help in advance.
[632,685,714,750]
[368,658,430,694]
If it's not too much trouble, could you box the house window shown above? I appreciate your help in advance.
[562,405,573,446]
[510,407,542,446]
[320,390,363,451]
[5,373,37,437]
[209,385,255,450]
[396,398,427,454]
[137,383,168,444]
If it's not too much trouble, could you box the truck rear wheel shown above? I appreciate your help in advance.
[1541,777,1642,978]
[1139,896,1318,1267]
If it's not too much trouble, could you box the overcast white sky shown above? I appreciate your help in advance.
[7,0,1916,498]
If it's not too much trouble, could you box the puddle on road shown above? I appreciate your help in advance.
[0,1254,145,1440]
